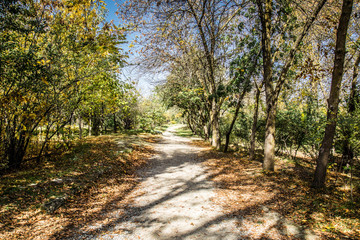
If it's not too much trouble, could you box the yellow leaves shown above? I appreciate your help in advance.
[37,59,50,65]
[41,77,49,85]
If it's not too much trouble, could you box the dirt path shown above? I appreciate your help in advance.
[81,125,243,240]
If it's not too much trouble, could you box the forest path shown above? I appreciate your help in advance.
[86,124,243,240]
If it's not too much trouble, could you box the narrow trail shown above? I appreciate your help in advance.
[87,125,242,240]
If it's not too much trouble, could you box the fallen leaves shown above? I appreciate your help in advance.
[0,134,157,240]
[201,147,360,239]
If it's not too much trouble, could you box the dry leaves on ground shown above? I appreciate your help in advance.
[199,144,360,239]
[0,134,157,240]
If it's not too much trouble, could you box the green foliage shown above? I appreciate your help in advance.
[275,101,326,155]
[232,111,253,143]
[337,105,360,157]
[227,97,326,157]
[136,96,167,131]
[0,0,129,170]
[158,63,210,138]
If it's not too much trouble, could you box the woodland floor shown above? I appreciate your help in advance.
[1,125,359,239]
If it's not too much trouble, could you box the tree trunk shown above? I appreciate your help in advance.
[203,125,209,141]
[210,99,221,150]
[348,54,360,113]
[263,102,276,171]
[187,114,195,133]
[313,0,353,188]
[92,115,101,136]
[249,86,261,160]
[257,0,274,171]
[7,131,26,170]
[224,113,237,152]
[203,121,210,141]
[224,94,245,153]
[257,0,327,171]
[113,113,117,133]
[79,117,82,139]
[88,118,92,136]
[211,115,221,149]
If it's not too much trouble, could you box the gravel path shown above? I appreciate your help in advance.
[89,125,243,240]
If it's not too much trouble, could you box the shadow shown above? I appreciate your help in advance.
[46,129,360,240]
[199,148,360,239]
[47,132,304,239]
[50,132,224,239]
[0,134,155,239]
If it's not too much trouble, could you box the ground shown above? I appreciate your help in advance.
[1,125,359,239]
[76,124,242,240]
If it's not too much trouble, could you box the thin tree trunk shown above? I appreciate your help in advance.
[113,113,117,133]
[88,118,92,136]
[348,54,360,113]
[249,86,261,160]
[224,98,241,152]
[204,121,210,141]
[187,114,195,133]
[37,124,51,164]
[313,0,353,188]
[211,99,221,149]
[224,87,250,152]
[79,117,82,139]
[257,0,275,171]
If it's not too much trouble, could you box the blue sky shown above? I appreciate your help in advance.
[103,0,156,97]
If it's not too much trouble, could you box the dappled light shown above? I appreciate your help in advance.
[1,0,360,239]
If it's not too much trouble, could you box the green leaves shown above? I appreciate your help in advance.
[0,0,129,169]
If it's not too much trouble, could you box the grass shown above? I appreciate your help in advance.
[198,141,360,239]
[0,133,157,240]
[174,126,195,137]
[155,124,169,132]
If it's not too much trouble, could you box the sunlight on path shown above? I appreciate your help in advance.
[85,125,243,240]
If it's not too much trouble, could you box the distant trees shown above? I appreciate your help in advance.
[120,0,245,149]
[118,0,360,188]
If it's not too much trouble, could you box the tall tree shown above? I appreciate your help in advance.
[256,0,327,170]
[313,0,354,188]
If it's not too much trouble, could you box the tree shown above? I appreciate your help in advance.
[313,0,354,188]
[120,0,245,149]
[0,0,128,169]
[224,40,260,152]
[255,0,327,171]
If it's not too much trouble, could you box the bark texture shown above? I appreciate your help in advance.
[249,86,261,160]
[257,0,274,171]
[313,0,353,188]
